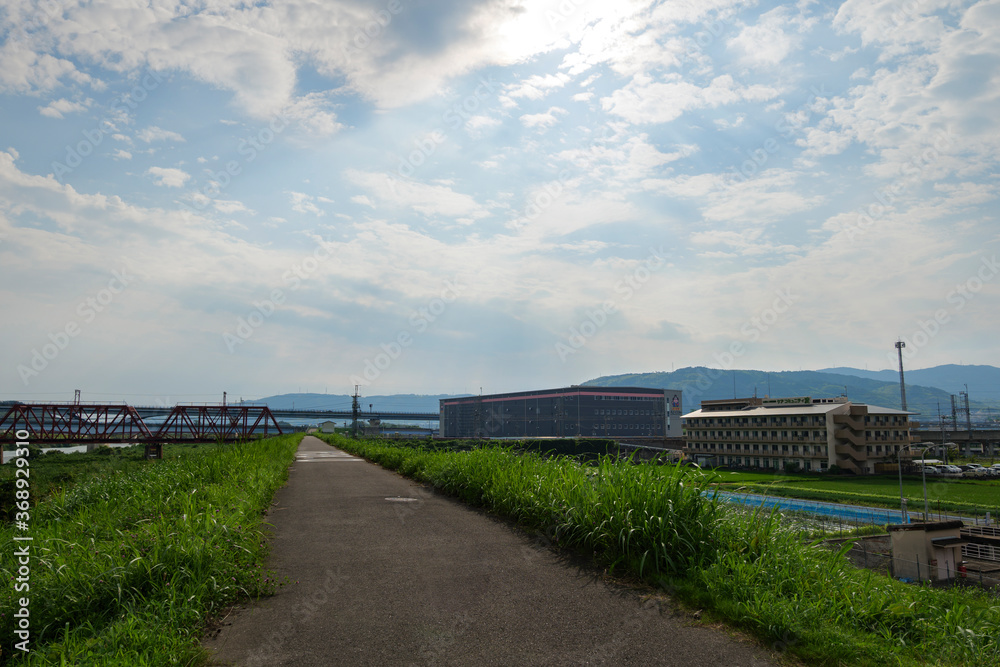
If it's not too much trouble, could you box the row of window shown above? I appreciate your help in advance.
[691,430,825,439]
[593,409,660,417]
[687,429,908,442]
[593,395,664,401]
[688,415,908,427]
[690,443,825,454]
[707,456,825,470]
[592,423,662,431]
[688,416,826,427]
[691,442,904,455]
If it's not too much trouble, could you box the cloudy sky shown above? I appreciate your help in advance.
[1,0,998,402]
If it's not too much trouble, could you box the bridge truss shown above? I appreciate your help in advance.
[0,403,282,444]
[153,405,283,441]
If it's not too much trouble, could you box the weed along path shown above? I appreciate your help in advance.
[203,436,777,666]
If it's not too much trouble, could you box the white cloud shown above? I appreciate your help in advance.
[38,98,88,118]
[728,7,811,68]
[644,169,825,224]
[505,73,571,101]
[287,191,325,216]
[138,126,185,143]
[111,149,132,160]
[351,195,375,207]
[714,114,745,129]
[280,92,342,137]
[465,115,502,134]
[348,170,490,223]
[520,106,568,129]
[602,74,780,125]
[146,166,190,188]
[213,199,253,214]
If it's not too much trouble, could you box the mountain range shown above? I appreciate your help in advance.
[583,365,1000,420]
[250,364,1000,422]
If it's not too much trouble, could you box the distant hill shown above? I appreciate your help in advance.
[247,393,465,412]
[581,366,989,420]
[819,364,1000,401]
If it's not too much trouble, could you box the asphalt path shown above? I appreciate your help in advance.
[203,436,778,666]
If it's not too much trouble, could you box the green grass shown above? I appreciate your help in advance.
[713,470,1000,516]
[0,434,303,665]
[320,434,1000,666]
[0,443,228,522]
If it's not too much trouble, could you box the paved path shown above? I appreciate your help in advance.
[203,436,777,666]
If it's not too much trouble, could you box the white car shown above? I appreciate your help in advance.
[941,465,963,475]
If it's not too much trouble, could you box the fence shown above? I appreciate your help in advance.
[832,536,1000,593]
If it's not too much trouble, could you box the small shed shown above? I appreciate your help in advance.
[319,421,339,434]
[888,520,969,582]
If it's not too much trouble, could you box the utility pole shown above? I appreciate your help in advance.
[961,386,973,457]
[951,394,959,457]
[937,401,948,464]
[351,385,360,437]
[895,340,907,411]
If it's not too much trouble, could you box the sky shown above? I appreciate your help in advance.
[1,0,999,403]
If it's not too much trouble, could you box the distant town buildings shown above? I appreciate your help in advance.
[440,386,683,439]
[682,396,916,473]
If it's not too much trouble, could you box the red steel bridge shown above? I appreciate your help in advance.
[0,402,283,444]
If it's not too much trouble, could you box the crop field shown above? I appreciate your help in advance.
[321,434,1000,666]
[0,434,302,665]
[712,470,1000,516]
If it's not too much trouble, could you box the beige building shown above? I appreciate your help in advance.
[682,396,917,474]
[888,521,968,582]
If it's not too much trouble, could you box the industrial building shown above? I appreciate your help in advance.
[439,386,683,439]
[683,396,916,474]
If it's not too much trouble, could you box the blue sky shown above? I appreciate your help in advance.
[1,0,998,402]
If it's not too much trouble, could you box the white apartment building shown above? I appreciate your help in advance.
[683,396,917,474]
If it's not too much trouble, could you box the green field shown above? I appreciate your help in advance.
[711,470,1000,516]
[0,434,302,665]
[322,435,1000,666]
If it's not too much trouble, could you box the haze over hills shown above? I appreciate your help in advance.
[247,393,463,412]
[582,365,1000,419]
[247,365,1000,422]
[819,364,1000,402]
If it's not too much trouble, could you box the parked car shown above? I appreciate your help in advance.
[940,465,963,475]
[920,465,941,475]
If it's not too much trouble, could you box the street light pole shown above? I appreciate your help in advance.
[897,446,907,522]
[922,448,929,521]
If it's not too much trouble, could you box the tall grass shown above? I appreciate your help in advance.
[322,435,1000,666]
[0,433,302,665]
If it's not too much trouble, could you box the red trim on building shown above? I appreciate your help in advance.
[441,390,666,406]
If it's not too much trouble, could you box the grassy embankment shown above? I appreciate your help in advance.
[0,433,302,665]
[712,471,1000,517]
[318,434,1000,666]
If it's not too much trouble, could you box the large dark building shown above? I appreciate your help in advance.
[440,386,682,439]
